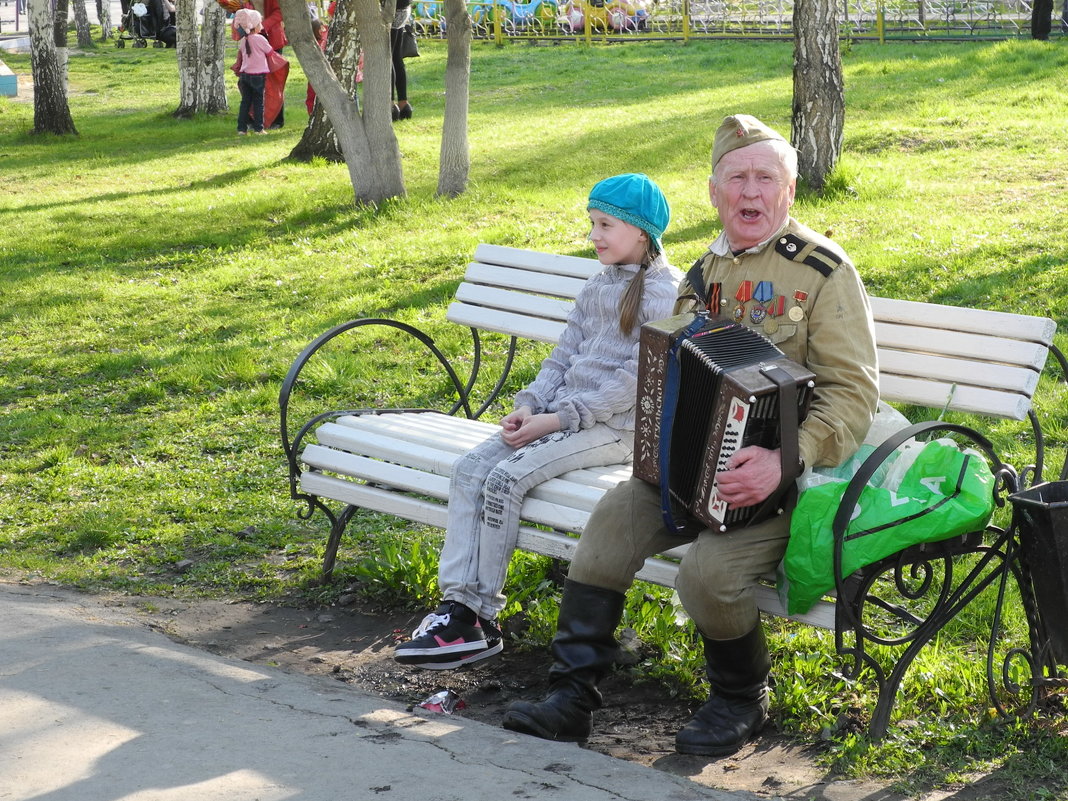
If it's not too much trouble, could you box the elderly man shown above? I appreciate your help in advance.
[502,114,879,756]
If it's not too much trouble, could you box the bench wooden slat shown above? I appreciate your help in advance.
[463,262,590,299]
[874,320,1050,371]
[303,446,452,499]
[455,283,574,323]
[314,426,463,475]
[473,243,604,280]
[869,296,1056,344]
[877,348,1039,395]
[879,374,1032,420]
[327,415,494,455]
[447,302,569,343]
[303,470,449,526]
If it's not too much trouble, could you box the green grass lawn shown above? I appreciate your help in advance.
[1,35,1066,796]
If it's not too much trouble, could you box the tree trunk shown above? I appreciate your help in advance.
[175,0,228,117]
[198,2,229,113]
[73,0,92,47]
[97,0,112,41]
[437,0,471,197]
[29,0,78,135]
[290,0,361,163]
[279,0,405,204]
[791,0,843,193]
[52,0,71,96]
[174,0,200,117]
[53,0,69,46]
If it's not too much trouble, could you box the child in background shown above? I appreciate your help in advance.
[393,173,683,670]
[232,8,273,135]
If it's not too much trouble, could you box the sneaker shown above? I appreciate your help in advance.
[394,603,503,669]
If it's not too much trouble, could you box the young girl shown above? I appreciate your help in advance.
[394,173,683,670]
[232,8,273,135]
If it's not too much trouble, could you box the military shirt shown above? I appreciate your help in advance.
[675,217,879,470]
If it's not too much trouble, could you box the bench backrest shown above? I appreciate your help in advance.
[446,244,1056,422]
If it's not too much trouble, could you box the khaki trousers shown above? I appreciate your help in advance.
[567,475,791,639]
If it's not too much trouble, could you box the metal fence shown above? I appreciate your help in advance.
[2,0,1064,41]
[411,0,1068,41]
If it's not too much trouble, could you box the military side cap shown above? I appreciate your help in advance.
[711,114,789,169]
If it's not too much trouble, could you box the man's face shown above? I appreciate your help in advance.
[709,143,796,252]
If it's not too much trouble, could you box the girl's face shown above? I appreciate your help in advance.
[588,209,649,266]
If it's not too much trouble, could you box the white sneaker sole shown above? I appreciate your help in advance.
[400,640,504,671]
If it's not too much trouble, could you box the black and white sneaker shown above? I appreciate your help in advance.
[394,602,504,670]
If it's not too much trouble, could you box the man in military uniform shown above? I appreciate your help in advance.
[502,114,879,755]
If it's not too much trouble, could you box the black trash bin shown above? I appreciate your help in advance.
[1010,481,1068,667]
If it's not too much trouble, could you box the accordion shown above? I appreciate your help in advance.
[633,313,816,532]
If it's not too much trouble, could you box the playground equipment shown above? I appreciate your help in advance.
[557,0,648,33]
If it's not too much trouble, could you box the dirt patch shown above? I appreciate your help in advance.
[82,590,924,801]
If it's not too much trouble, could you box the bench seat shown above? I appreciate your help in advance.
[300,410,838,629]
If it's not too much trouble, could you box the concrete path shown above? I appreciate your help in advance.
[0,582,754,801]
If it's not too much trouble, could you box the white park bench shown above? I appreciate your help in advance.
[279,243,1064,738]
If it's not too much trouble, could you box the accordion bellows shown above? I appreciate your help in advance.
[634,313,816,532]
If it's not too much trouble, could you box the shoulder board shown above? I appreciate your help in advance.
[774,233,843,278]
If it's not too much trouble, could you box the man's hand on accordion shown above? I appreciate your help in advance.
[716,446,782,509]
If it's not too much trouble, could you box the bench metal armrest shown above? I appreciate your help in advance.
[279,318,478,502]
[828,420,1032,738]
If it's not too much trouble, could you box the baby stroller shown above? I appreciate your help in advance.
[116,0,176,48]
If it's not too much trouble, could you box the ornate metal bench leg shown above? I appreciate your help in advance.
[321,505,358,584]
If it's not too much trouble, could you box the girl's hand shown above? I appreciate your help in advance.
[499,405,532,433]
[500,413,562,448]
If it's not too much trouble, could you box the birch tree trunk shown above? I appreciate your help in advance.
[289,0,361,163]
[73,0,93,47]
[29,0,78,135]
[97,0,112,41]
[198,2,229,113]
[791,0,843,192]
[52,0,70,90]
[279,0,405,204]
[53,0,69,48]
[174,0,200,116]
[437,0,471,197]
[175,0,229,117]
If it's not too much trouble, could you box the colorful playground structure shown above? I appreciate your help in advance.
[412,0,652,36]
[409,0,1059,40]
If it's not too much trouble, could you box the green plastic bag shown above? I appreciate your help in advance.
[778,438,997,615]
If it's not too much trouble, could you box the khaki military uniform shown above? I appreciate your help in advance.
[568,217,880,639]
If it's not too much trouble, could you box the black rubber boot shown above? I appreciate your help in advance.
[502,579,625,742]
[675,625,771,756]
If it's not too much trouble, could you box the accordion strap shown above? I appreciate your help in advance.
[744,364,802,528]
[685,258,709,308]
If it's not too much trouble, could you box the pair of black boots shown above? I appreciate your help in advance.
[502,579,770,755]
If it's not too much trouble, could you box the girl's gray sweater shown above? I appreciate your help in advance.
[514,254,683,436]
